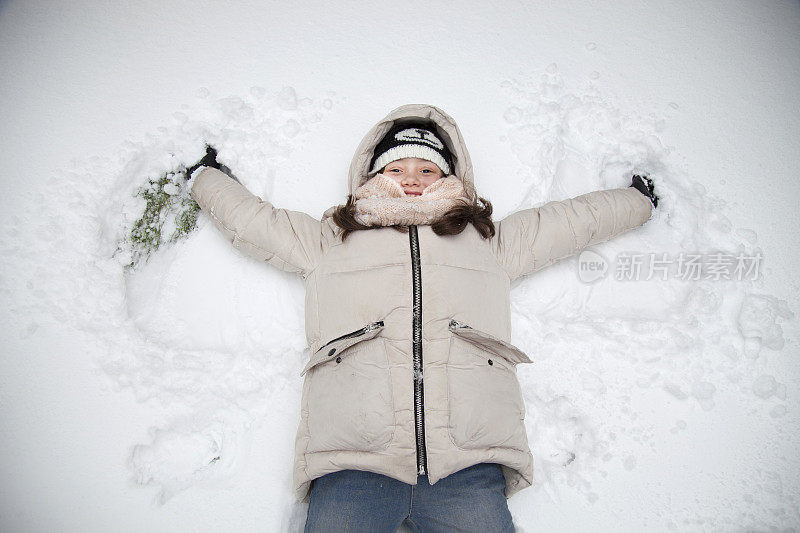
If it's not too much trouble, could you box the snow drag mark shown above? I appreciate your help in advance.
[4,86,338,505]
[738,293,793,355]
[500,65,797,528]
[130,410,249,505]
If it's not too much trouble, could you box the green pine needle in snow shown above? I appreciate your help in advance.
[125,169,200,268]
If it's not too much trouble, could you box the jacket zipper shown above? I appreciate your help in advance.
[409,225,427,476]
[318,321,384,351]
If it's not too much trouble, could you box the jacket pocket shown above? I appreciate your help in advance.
[447,319,530,451]
[303,321,395,453]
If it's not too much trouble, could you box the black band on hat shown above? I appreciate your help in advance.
[369,122,453,175]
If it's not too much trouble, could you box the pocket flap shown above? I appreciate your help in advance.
[301,321,385,376]
[449,319,532,365]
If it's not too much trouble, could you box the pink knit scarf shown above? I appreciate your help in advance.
[353,174,471,226]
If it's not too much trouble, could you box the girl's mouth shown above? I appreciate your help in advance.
[405,191,422,196]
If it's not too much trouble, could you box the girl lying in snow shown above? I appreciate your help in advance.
[185,104,658,532]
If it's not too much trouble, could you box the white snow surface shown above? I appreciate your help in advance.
[1,1,799,532]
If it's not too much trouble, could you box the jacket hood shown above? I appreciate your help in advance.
[347,104,477,202]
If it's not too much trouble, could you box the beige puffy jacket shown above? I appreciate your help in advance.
[189,104,654,503]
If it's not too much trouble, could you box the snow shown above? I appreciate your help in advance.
[1,1,799,532]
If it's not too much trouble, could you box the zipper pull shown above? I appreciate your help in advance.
[448,319,471,331]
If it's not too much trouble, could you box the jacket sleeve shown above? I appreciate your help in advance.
[190,167,322,278]
[491,186,653,281]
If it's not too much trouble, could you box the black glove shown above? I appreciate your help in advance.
[185,145,222,180]
[630,174,659,208]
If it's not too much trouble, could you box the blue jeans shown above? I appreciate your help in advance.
[304,462,516,532]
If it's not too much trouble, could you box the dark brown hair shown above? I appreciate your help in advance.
[331,191,496,242]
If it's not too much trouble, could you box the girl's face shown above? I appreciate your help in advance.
[381,158,444,196]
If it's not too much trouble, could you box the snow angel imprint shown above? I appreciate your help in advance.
[185,104,658,530]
